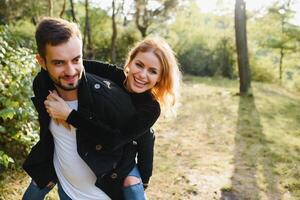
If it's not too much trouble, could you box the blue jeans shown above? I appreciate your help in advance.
[122,166,147,200]
[22,180,71,200]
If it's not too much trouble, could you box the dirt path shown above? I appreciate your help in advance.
[146,81,239,199]
[146,78,299,200]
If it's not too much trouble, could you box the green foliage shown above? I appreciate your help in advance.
[179,41,214,76]
[249,1,300,84]
[78,4,141,66]
[80,6,112,61]
[293,74,300,92]
[251,64,276,83]
[248,51,276,82]
[178,38,236,78]
[0,25,39,169]
[0,151,14,168]
[213,37,236,79]
[7,20,35,49]
[115,25,141,66]
[168,2,235,78]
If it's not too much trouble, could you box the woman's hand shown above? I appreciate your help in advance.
[44,90,72,121]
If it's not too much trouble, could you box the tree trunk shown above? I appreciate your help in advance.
[83,0,93,59]
[60,0,66,18]
[111,0,117,63]
[48,0,53,16]
[279,14,285,83]
[235,0,251,95]
[134,0,148,38]
[69,0,77,22]
[279,48,284,83]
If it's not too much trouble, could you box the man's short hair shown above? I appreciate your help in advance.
[35,17,82,59]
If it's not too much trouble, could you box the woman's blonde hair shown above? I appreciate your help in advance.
[124,37,181,114]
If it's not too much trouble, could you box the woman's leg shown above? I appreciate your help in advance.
[122,166,146,200]
[22,180,55,200]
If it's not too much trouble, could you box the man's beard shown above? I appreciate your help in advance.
[53,77,81,91]
[46,70,81,91]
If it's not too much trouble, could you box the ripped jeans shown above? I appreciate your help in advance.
[22,180,71,200]
[122,165,147,200]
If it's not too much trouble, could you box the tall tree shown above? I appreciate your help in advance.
[69,0,77,22]
[111,0,117,63]
[235,0,251,95]
[111,0,126,62]
[60,0,66,18]
[134,0,177,38]
[265,0,297,83]
[83,0,94,58]
[48,0,53,16]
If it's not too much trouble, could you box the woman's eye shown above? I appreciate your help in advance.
[136,63,143,68]
[150,69,157,74]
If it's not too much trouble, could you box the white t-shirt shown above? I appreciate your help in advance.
[50,100,111,200]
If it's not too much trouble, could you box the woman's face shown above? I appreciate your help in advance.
[125,51,162,93]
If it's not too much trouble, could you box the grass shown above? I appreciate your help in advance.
[1,75,300,199]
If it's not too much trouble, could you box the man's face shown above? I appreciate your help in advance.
[37,36,84,91]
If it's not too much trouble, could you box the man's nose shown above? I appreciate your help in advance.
[65,63,76,75]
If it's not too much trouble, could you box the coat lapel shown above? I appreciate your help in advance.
[77,71,95,116]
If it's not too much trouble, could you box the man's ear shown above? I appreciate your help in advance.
[36,54,46,70]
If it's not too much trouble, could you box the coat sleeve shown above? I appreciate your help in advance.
[66,100,160,151]
[83,59,125,87]
[136,129,155,186]
[32,69,55,99]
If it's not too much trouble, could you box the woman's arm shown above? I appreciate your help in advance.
[45,91,161,151]
[83,60,125,87]
[66,98,160,150]
[136,129,155,188]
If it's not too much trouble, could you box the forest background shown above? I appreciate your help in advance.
[1,0,300,199]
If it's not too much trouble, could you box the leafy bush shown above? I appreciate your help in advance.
[178,38,235,78]
[179,41,215,76]
[213,38,236,79]
[250,53,276,82]
[0,25,39,169]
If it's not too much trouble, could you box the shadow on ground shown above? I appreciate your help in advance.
[221,94,282,200]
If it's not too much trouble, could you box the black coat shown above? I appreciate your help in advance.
[23,69,139,199]
[82,60,160,184]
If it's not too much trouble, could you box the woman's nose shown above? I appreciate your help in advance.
[138,69,147,78]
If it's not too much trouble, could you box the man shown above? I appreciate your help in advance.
[22,17,137,200]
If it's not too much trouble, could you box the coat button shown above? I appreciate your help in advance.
[111,173,118,179]
[94,83,101,89]
[95,144,102,151]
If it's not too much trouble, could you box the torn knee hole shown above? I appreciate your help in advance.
[123,176,141,187]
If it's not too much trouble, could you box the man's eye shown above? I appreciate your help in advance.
[54,61,63,65]
[73,58,80,63]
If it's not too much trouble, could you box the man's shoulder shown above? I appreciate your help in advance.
[85,72,122,91]
[85,72,106,83]
[83,72,135,125]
